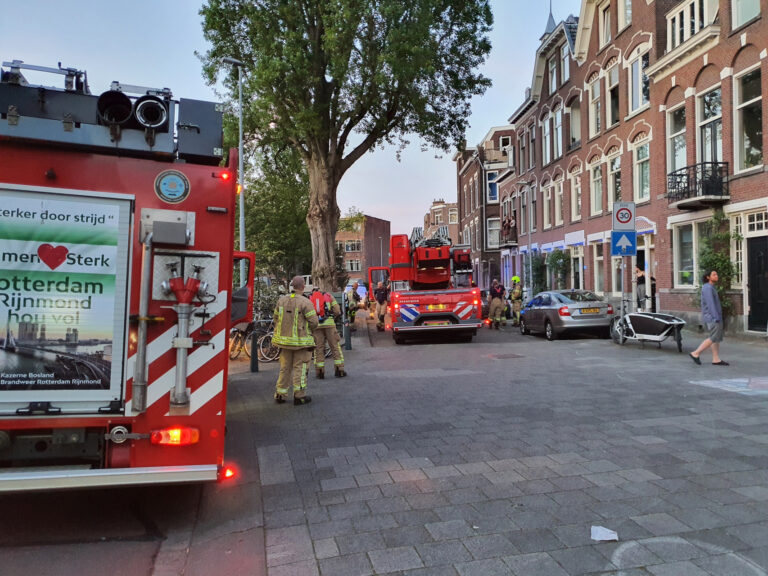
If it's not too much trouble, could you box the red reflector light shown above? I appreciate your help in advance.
[220,172,231,181]
[558,306,571,317]
[150,427,200,446]
[224,467,236,479]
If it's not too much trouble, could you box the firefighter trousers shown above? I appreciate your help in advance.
[313,326,344,368]
[276,347,312,398]
[375,301,387,328]
[489,297,506,326]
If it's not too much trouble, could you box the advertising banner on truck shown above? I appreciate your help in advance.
[0,187,130,410]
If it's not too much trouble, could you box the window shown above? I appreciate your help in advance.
[699,87,722,163]
[629,52,649,112]
[531,187,538,229]
[462,185,468,215]
[521,190,528,234]
[474,175,480,209]
[634,142,650,201]
[619,0,632,28]
[542,118,551,165]
[345,259,361,272]
[554,108,563,159]
[336,241,344,253]
[345,240,362,252]
[747,210,768,232]
[561,44,570,84]
[487,171,499,202]
[500,135,511,149]
[590,77,602,137]
[591,164,603,215]
[469,221,475,250]
[735,67,763,171]
[554,181,564,226]
[733,0,760,28]
[607,64,620,127]
[529,127,536,168]
[732,214,743,287]
[507,144,515,169]
[571,175,582,221]
[668,0,709,51]
[673,220,713,286]
[667,105,687,172]
[433,211,444,225]
[593,242,605,293]
[475,217,480,249]
[487,218,501,248]
[611,256,623,294]
[570,101,581,148]
[543,186,552,229]
[549,56,557,94]
[600,3,612,47]
[607,155,621,211]
[449,208,458,224]
[519,135,527,172]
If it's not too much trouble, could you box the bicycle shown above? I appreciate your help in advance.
[229,321,255,360]
[257,331,280,362]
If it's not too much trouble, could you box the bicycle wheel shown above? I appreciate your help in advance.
[243,331,253,358]
[610,317,626,345]
[258,333,281,362]
[324,342,332,358]
[229,332,244,360]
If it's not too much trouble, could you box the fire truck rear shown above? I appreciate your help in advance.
[0,60,251,491]
[384,227,482,344]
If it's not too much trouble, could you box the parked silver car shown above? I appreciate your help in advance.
[519,290,614,340]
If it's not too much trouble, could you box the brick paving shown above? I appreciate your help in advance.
[228,322,768,575]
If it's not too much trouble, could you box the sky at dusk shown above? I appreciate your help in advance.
[1,0,582,234]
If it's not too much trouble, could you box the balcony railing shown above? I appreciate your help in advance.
[667,161,729,208]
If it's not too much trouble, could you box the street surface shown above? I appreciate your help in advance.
[2,315,768,575]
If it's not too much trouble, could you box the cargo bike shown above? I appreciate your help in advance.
[610,298,686,352]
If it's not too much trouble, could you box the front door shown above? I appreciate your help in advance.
[747,236,768,331]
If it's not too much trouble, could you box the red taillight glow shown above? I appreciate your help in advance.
[607,305,614,314]
[220,172,231,181]
[473,299,479,306]
[558,306,571,317]
[223,466,236,479]
[150,427,200,446]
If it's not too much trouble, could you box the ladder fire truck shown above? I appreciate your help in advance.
[369,227,482,344]
[0,60,254,491]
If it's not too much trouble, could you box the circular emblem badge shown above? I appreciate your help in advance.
[154,170,191,204]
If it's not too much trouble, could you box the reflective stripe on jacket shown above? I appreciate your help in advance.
[273,293,319,348]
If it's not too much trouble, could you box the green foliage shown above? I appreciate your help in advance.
[547,249,570,290]
[244,146,313,284]
[696,209,741,318]
[530,252,548,295]
[338,208,365,232]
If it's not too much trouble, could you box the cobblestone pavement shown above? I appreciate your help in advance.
[228,319,768,576]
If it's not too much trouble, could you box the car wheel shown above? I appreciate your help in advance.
[394,335,404,345]
[545,320,557,341]
[520,318,529,335]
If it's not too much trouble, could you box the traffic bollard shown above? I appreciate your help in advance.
[250,332,259,372]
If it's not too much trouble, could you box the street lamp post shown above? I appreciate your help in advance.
[379,236,383,266]
[222,57,245,261]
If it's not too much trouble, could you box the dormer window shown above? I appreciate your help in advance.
[599,2,612,47]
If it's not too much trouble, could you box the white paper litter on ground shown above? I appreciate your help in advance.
[591,526,618,541]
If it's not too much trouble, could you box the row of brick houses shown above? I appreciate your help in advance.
[455,0,767,334]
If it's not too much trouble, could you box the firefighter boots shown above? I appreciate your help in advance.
[335,367,347,378]
[316,368,325,379]
[274,394,286,404]
[294,396,312,405]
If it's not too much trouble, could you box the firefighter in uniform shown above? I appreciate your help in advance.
[310,288,346,378]
[273,276,319,405]
[488,279,506,329]
[510,276,523,326]
[373,281,389,331]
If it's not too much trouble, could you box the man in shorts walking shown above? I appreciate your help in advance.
[690,270,728,366]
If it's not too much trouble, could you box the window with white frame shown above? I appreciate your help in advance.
[463,185,468,215]
[433,210,444,225]
[521,190,528,234]
[500,135,511,149]
[747,210,768,232]
[611,256,623,294]
[519,134,527,171]
[345,240,362,252]
[607,155,621,211]
[634,141,650,202]
[475,217,480,249]
[531,187,538,229]
[731,214,743,286]
[554,108,563,159]
[667,105,687,172]
[619,0,632,28]
[673,220,713,286]
[733,0,760,28]
[507,144,516,169]
[593,242,605,293]
[449,208,458,224]
[529,127,536,168]
[561,44,570,84]
[487,171,499,202]
[487,218,501,248]
[591,164,603,215]
[543,185,552,229]
[570,100,581,147]
[571,174,582,221]
[607,64,620,127]
[549,56,557,94]
[629,52,650,113]
[599,3,612,47]
[554,181,564,226]
[589,77,602,137]
[699,86,722,163]
[345,259,361,272]
[735,67,763,171]
[542,117,551,165]
[463,226,470,245]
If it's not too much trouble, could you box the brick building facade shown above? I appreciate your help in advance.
[456,0,767,333]
[422,199,460,245]
[335,215,391,285]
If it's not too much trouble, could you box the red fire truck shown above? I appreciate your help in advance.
[369,227,482,344]
[0,60,253,491]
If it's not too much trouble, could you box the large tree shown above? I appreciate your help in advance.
[200,0,492,290]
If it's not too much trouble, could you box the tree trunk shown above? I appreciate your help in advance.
[306,157,341,292]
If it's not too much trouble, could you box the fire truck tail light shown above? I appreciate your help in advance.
[473,299,479,306]
[212,171,232,181]
[150,427,200,446]
[223,466,236,479]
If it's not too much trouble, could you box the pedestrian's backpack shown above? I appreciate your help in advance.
[309,291,328,321]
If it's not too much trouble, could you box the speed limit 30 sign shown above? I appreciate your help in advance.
[612,201,635,231]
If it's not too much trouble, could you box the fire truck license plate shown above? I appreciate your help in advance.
[580,308,600,314]
[426,304,447,311]
[425,320,450,326]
